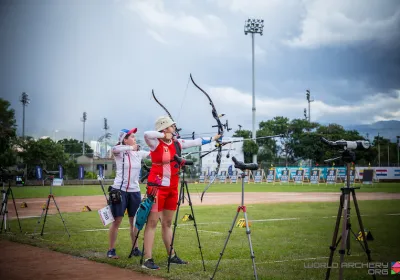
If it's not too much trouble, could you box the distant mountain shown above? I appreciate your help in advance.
[344,120,400,142]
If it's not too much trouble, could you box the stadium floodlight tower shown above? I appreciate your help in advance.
[244,18,264,164]
[20,92,30,139]
[81,112,87,155]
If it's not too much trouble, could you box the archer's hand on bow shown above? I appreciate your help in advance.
[212,134,222,141]
[201,134,222,145]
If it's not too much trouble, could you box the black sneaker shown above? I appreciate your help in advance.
[128,247,142,258]
[142,258,160,270]
[169,254,188,265]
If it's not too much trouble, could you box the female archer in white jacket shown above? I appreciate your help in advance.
[107,128,150,259]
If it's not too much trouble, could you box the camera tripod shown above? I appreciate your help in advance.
[321,138,375,280]
[33,183,70,238]
[167,160,206,273]
[211,157,258,280]
[1,179,22,234]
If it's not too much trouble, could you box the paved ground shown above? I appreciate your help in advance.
[0,240,163,280]
[2,191,400,280]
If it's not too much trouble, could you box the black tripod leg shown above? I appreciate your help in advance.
[51,196,70,238]
[9,188,22,233]
[182,181,185,204]
[167,181,184,273]
[129,228,141,258]
[211,209,241,280]
[326,194,344,280]
[40,196,51,236]
[346,191,351,255]
[33,206,46,238]
[352,191,376,280]
[243,210,258,280]
[338,193,350,280]
[185,181,206,271]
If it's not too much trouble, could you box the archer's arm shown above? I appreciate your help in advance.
[144,131,164,151]
[178,138,202,149]
[112,145,134,155]
[138,150,150,159]
[178,135,220,149]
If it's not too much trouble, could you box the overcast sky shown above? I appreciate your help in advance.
[1,0,399,142]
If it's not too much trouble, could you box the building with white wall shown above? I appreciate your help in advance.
[90,140,112,158]
[201,137,244,174]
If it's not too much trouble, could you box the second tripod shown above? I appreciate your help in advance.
[33,183,70,238]
[211,157,259,280]
[321,137,374,280]
[167,155,206,272]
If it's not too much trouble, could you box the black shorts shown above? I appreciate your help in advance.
[110,190,141,218]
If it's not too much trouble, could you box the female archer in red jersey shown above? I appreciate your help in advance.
[142,116,221,270]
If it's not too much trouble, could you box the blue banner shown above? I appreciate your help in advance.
[35,166,42,180]
[59,165,63,179]
[78,165,84,180]
[99,165,104,178]
[228,165,233,176]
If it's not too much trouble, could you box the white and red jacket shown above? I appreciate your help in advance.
[144,131,202,188]
[111,145,150,192]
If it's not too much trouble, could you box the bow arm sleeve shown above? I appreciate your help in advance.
[178,138,202,149]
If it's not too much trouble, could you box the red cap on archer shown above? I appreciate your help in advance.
[119,128,137,143]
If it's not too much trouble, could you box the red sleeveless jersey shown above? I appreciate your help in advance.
[148,140,181,188]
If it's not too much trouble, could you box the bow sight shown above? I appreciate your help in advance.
[212,118,232,132]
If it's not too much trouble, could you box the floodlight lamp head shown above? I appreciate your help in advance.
[244,18,264,34]
[20,92,30,105]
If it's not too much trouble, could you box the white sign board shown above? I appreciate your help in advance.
[52,178,63,186]
[98,205,115,226]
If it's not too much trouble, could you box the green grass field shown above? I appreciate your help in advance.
[9,182,400,199]
[2,198,400,279]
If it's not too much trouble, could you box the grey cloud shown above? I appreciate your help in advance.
[1,0,399,142]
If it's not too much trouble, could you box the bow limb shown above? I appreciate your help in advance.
[200,162,221,201]
[152,89,181,138]
[190,74,224,201]
[152,89,173,120]
[189,74,224,140]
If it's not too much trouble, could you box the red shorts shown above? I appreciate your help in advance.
[150,187,178,212]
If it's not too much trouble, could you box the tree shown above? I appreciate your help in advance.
[233,129,258,163]
[19,138,68,178]
[258,117,290,164]
[0,98,17,167]
[63,158,79,179]
[58,138,93,155]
